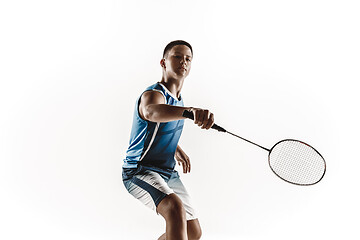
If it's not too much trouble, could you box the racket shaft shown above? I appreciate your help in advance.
[183,110,270,151]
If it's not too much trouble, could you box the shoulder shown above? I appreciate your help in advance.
[141,90,165,103]
[140,83,166,105]
[144,82,163,92]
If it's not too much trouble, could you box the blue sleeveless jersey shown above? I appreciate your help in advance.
[123,82,184,170]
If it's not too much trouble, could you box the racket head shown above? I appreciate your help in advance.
[268,139,326,186]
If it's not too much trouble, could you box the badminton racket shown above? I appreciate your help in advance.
[182,110,326,186]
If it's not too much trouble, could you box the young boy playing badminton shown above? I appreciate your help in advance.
[122,40,214,240]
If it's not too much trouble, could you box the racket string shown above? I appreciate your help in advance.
[269,140,325,185]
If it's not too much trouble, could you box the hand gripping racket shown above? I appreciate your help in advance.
[183,110,326,186]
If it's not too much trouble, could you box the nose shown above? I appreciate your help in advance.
[180,57,187,65]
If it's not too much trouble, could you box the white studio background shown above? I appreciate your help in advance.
[1,0,359,239]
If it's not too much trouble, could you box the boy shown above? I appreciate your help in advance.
[123,40,214,240]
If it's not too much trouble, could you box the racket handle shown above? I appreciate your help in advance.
[182,110,226,132]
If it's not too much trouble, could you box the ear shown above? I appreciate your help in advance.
[160,59,166,68]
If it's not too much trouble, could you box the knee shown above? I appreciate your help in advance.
[158,194,186,221]
[166,197,186,220]
[188,222,202,240]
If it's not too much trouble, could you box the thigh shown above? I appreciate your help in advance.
[167,172,197,220]
[123,169,174,211]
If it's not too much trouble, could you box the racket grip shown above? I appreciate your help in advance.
[182,110,226,132]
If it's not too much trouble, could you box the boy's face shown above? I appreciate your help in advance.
[162,45,192,78]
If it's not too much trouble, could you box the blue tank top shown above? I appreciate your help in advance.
[123,82,184,170]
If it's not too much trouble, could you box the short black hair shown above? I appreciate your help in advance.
[163,40,193,58]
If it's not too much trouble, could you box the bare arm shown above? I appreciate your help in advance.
[175,145,191,173]
[139,91,190,122]
[139,90,215,129]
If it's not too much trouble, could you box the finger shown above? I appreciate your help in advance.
[200,110,210,128]
[197,110,206,127]
[183,156,188,173]
[201,119,210,129]
[195,110,203,126]
[175,153,180,163]
[194,110,200,125]
[204,113,214,129]
[177,157,187,173]
[184,155,190,173]
[178,154,187,173]
[182,159,188,173]
[177,159,184,172]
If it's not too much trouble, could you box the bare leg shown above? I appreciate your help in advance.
[157,233,166,240]
[157,193,188,240]
[158,218,202,240]
[187,219,202,240]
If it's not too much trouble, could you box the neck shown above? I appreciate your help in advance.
[160,75,184,99]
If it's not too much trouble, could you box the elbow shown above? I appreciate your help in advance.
[143,106,155,121]
[143,111,152,121]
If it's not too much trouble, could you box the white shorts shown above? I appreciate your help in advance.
[122,165,197,220]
